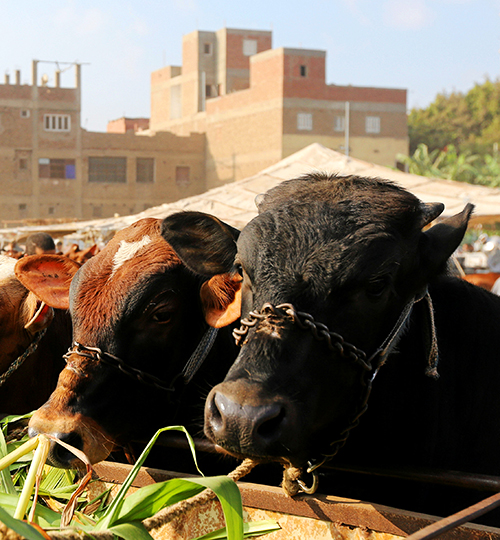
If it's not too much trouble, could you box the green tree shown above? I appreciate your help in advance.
[397,143,500,187]
[408,78,500,156]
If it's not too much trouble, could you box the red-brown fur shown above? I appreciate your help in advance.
[462,272,500,291]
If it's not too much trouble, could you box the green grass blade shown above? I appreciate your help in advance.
[107,521,154,540]
[0,505,47,540]
[0,436,38,472]
[112,478,205,525]
[172,476,244,540]
[96,425,201,530]
[0,420,16,495]
[193,520,281,540]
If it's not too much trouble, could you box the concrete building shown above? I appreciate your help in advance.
[0,61,205,223]
[148,27,408,189]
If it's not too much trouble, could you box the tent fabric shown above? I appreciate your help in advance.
[2,143,499,245]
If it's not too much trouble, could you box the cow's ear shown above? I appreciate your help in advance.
[200,273,242,328]
[161,211,239,276]
[15,254,81,310]
[419,203,474,275]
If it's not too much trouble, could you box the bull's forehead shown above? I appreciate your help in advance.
[71,218,181,337]
[238,200,414,301]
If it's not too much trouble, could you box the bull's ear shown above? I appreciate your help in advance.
[200,273,242,328]
[15,254,81,310]
[420,203,474,275]
[24,298,54,333]
[161,211,239,276]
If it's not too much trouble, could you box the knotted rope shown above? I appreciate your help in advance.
[144,458,258,532]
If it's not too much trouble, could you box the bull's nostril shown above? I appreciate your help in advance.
[49,432,84,468]
[210,392,226,431]
[28,427,39,439]
[255,406,286,441]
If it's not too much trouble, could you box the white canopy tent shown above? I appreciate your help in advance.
[2,143,499,247]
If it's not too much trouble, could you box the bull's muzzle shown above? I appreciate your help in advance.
[28,407,115,469]
[204,379,296,459]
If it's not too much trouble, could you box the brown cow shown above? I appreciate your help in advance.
[462,272,500,291]
[19,215,241,467]
[0,255,74,414]
[64,243,100,264]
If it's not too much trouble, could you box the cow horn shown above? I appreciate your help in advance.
[419,202,445,228]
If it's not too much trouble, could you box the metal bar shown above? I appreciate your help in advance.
[324,462,500,492]
[145,433,500,493]
[406,491,500,540]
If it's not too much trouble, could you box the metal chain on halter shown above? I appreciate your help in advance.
[63,326,219,393]
[234,303,372,371]
[0,328,48,387]
[232,292,438,495]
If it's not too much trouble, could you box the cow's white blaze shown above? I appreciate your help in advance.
[111,235,152,277]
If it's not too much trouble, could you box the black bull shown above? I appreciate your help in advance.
[166,173,500,497]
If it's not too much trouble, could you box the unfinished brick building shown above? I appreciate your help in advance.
[0,27,408,222]
[148,27,408,189]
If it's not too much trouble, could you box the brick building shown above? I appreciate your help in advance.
[0,61,205,223]
[148,27,408,189]
[0,28,408,222]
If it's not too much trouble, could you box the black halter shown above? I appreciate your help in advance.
[232,291,438,495]
[63,326,219,394]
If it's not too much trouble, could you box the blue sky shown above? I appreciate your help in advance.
[1,0,498,132]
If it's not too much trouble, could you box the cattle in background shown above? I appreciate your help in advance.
[0,255,74,414]
[64,243,100,264]
[462,271,500,291]
[22,215,241,467]
[198,173,500,500]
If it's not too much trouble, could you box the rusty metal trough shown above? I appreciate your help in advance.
[89,460,500,540]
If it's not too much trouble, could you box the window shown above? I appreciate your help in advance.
[297,113,313,130]
[92,206,103,218]
[300,65,307,77]
[205,85,212,98]
[43,114,71,132]
[170,85,182,120]
[19,158,28,170]
[89,157,126,183]
[48,207,55,215]
[20,109,30,118]
[334,116,345,132]
[243,39,257,57]
[136,158,154,183]
[19,204,27,211]
[38,158,76,179]
[176,166,190,188]
[365,116,381,134]
[204,43,212,55]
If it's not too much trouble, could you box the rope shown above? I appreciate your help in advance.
[423,293,440,379]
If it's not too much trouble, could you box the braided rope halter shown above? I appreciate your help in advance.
[232,292,438,495]
[63,326,219,395]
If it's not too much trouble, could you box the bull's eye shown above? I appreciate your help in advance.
[234,263,244,278]
[366,277,388,298]
[151,308,173,324]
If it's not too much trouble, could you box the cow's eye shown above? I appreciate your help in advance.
[366,277,388,298]
[151,307,173,324]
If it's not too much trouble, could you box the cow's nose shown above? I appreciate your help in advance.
[28,426,84,469]
[205,386,291,454]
